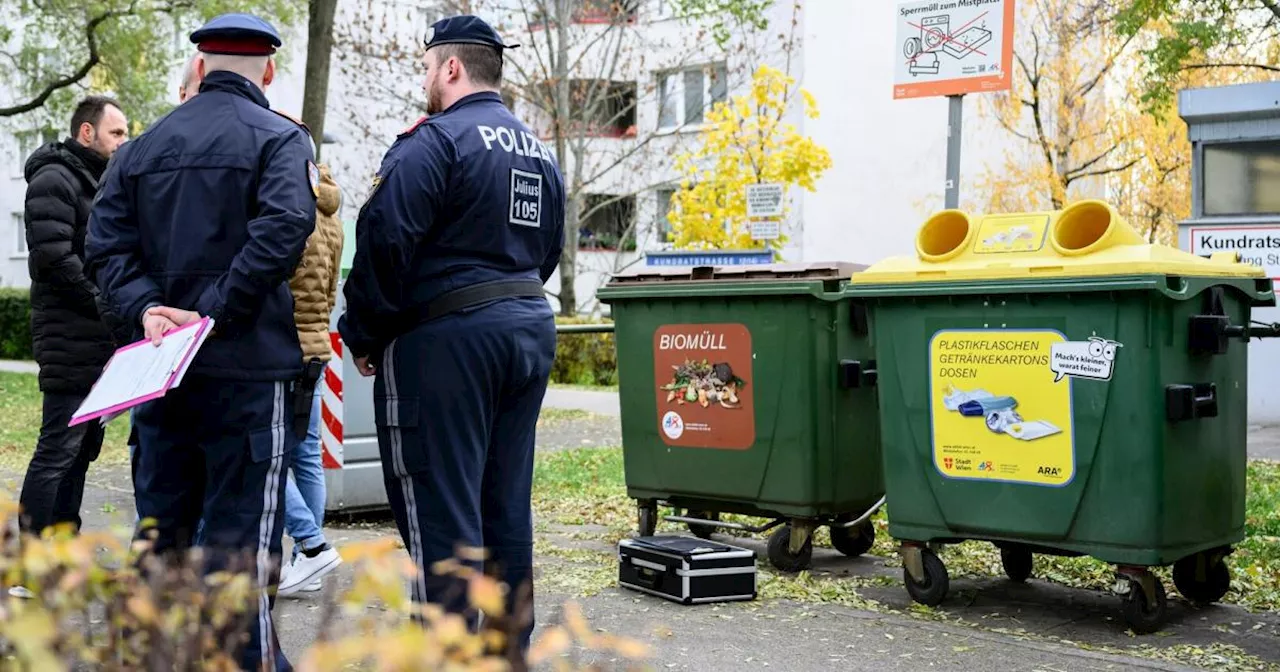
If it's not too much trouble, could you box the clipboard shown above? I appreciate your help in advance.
[69,317,215,427]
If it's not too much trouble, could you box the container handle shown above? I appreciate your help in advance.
[624,558,664,589]
[1165,383,1218,423]
[838,360,877,389]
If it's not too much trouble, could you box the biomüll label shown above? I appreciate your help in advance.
[653,324,754,450]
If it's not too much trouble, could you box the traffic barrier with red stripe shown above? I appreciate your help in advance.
[320,331,343,469]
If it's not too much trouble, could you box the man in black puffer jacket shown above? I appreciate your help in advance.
[16,96,129,545]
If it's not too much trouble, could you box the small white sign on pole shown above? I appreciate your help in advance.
[746,183,785,218]
[749,220,780,241]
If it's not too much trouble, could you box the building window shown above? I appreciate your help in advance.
[657,62,728,130]
[579,194,637,251]
[537,79,638,138]
[13,128,57,178]
[575,0,639,23]
[418,0,470,26]
[1203,139,1280,216]
[655,187,676,240]
[529,0,639,29]
[11,213,27,257]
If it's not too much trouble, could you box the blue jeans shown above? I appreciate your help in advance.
[284,388,327,556]
[192,387,328,556]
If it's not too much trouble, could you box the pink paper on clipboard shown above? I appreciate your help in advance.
[69,317,215,427]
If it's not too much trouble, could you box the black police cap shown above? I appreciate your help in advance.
[424,15,519,51]
[189,13,282,56]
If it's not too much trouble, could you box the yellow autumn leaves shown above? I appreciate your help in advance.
[0,492,648,672]
[667,65,832,252]
[299,538,651,672]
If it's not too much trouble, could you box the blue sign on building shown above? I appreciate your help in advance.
[645,250,775,267]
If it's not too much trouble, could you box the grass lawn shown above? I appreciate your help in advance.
[0,372,592,474]
[0,372,132,472]
[0,369,589,471]
[531,446,1280,614]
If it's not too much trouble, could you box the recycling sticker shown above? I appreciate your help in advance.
[927,328,1122,487]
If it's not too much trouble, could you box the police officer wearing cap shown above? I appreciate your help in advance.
[338,14,564,648]
[86,13,315,672]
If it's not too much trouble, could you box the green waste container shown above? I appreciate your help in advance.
[596,262,885,572]
[844,200,1276,633]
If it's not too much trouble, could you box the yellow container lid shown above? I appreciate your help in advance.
[850,200,1266,285]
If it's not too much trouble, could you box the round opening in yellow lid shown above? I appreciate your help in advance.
[916,210,973,262]
[1051,200,1141,257]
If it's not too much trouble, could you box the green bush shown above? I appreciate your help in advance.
[553,316,617,387]
[0,288,32,360]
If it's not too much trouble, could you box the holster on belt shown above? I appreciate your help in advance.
[293,358,325,439]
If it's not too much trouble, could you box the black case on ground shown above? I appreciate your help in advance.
[617,535,757,604]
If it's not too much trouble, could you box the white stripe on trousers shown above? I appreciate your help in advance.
[255,382,286,669]
[384,339,427,605]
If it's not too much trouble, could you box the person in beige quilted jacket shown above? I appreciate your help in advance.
[275,153,346,596]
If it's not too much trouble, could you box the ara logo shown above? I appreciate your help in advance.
[1037,465,1061,477]
[661,411,685,440]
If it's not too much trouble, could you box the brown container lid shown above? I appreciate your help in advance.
[607,261,868,285]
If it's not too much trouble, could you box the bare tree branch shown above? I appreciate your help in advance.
[1,9,121,117]
[1066,157,1140,182]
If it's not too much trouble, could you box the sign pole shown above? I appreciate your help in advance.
[945,94,963,210]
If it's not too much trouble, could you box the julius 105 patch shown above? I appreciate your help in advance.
[508,168,542,228]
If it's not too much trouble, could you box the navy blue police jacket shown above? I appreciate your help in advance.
[338,91,566,361]
[85,71,317,381]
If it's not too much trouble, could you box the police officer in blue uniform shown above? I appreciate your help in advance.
[86,13,315,672]
[338,14,564,649]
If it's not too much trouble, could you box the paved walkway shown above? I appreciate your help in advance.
[0,360,37,374]
[543,386,620,416]
[37,464,1277,671]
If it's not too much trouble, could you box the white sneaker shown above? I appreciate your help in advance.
[277,546,341,596]
[300,579,322,592]
[8,586,33,599]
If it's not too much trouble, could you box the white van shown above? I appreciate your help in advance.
[319,277,388,514]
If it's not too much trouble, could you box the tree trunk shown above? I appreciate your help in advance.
[560,193,581,314]
[302,0,339,161]
[553,0,578,316]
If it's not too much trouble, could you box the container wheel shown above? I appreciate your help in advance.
[1000,546,1033,583]
[903,548,949,607]
[766,525,813,573]
[829,521,876,558]
[1122,577,1168,634]
[685,511,719,540]
[637,503,657,538]
[1173,554,1231,605]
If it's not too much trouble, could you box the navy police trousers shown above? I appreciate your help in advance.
[133,375,295,672]
[375,297,557,649]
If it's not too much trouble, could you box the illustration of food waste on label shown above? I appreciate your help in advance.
[661,359,745,409]
[653,324,755,450]
[929,329,1121,487]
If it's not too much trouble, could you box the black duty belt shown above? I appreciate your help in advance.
[414,279,547,325]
